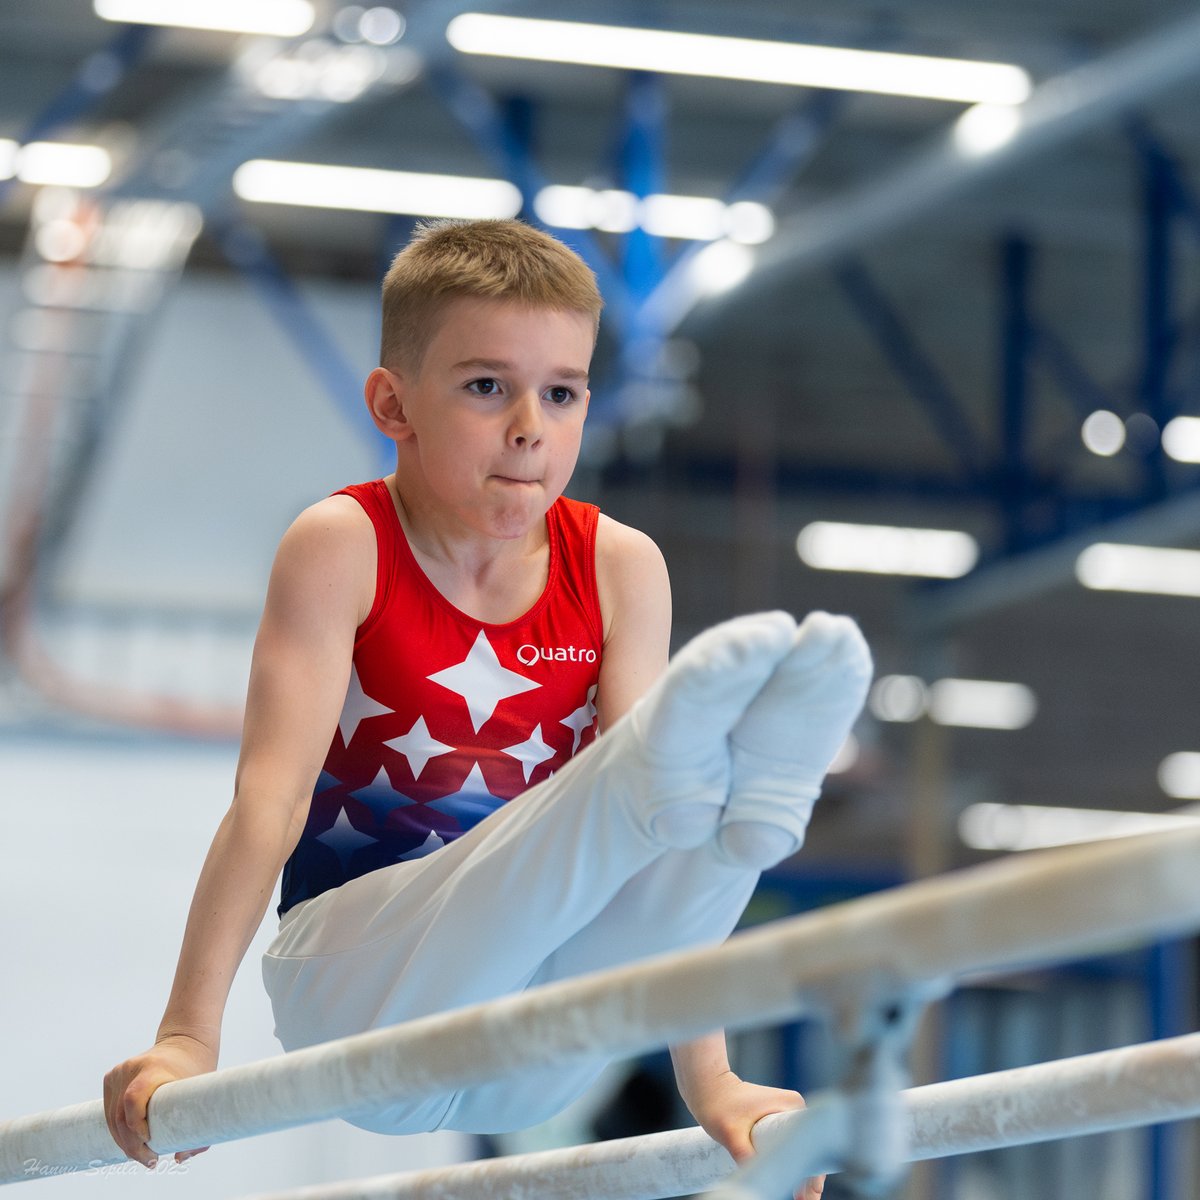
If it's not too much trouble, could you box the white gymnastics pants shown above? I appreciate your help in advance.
[261,765,759,1135]
[260,610,871,1136]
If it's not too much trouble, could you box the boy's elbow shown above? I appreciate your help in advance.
[229,767,314,843]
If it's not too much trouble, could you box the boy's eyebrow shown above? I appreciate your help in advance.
[452,357,589,382]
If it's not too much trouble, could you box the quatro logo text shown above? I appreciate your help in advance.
[516,644,597,666]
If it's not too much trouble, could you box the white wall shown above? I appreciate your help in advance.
[0,735,470,1197]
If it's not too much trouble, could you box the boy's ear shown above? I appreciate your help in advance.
[364,367,414,440]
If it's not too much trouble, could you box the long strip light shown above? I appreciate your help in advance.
[929,679,1036,730]
[232,161,523,219]
[1076,543,1200,597]
[94,0,315,36]
[869,675,1037,730]
[446,15,1031,106]
[233,160,770,245]
[0,140,112,188]
[960,801,1200,853]
[797,521,978,579]
[534,186,773,244]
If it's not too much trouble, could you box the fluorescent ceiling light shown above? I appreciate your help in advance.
[929,678,1036,730]
[797,521,978,578]
[953,102,1022,156]
[16,142,111,187]
[1163,415,1200,463]
[447,15,1031,105]
[1076,542,1200,597]
[1159,752,1200,799]
[249,43,389,102]
[869,675,928,723]
[359,7,405,46]
[537,186,637,233]
[0,138,16,180]
[1081,409,1126,457]
[869,675,1035,729]
[233,160,522,219]
[34,219,89,263]
[959,801,1200,853]
[94,0,315,36]
[533,186,773,244]
[690,240,754,296]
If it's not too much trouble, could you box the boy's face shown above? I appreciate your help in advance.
[389,296,593,541]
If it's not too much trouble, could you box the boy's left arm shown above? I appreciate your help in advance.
[593,517,821,1200]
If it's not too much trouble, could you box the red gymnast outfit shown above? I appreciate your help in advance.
[278,478,604,916]
[263,480,762,1135]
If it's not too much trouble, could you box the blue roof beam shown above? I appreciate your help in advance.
[834,257,989,488]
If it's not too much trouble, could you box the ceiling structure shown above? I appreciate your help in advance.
[4,0,1200,873]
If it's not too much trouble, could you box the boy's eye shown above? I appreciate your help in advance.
[467,378,499,396]
[546,386,576,405]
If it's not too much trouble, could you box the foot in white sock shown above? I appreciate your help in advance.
[715,611,873,869]
[624,611,798,848]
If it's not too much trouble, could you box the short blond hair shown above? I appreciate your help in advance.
[380,219,603,372]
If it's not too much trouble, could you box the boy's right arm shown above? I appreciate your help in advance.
[103,497,374,1167]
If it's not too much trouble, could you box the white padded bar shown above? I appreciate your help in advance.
[242,1032,1200,1199]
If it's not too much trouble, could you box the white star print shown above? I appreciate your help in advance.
[503,723,557,783]
[385,715,454,780]
[350,766,416,821]
[560,684,599,753]
[428,630,540,733]
[316,806,378,868]
[399,830,446,861]
[338,665,393,746]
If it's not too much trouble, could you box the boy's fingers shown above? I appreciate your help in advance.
[109,1073,160,1167]
[122,1082,152,1143]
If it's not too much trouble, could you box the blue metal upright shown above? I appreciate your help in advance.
[422,57,636,344]
[617,72,667,308]
[1137,141,1176,501]
[1146,939,1191,1200]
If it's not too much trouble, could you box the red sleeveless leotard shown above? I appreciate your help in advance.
[278,480,603,915]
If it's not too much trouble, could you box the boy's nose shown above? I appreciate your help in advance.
[509,392,543,447]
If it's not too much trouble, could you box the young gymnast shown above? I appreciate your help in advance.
[103,219,871,1200]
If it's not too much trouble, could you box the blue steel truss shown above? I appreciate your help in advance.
[822,123,1200,574]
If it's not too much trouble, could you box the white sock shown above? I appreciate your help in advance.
[715,822,799,871]
[715,611,873,869]
[623,611,797,847]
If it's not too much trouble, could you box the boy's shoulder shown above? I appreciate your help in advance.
[250,493,378,642]
[284,492,375,548]
[594,512,665,568]
[271,494,377,614]
[594,512,670,624]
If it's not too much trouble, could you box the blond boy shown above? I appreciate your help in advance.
[104,220,870,1200]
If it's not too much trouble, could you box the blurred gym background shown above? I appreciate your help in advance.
[2,2,1200,1197]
